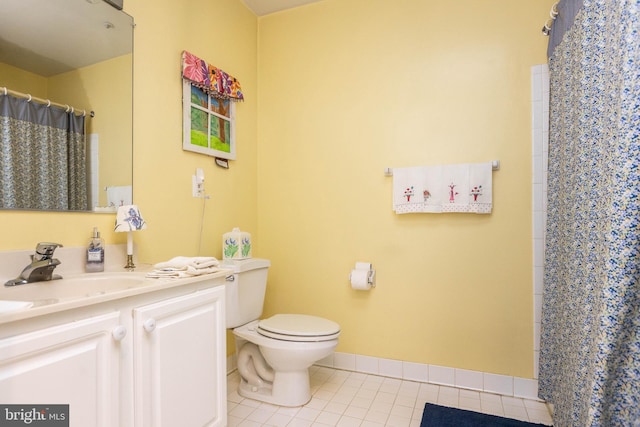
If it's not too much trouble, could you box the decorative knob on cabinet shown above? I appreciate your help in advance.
[112,325,127,341]
[143,318,157,333]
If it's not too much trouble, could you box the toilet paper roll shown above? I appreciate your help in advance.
[350,269,372,290]
[354,262,372,271]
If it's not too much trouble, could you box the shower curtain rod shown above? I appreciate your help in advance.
[0,86,95,117]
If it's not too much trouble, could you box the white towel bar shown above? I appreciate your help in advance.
[384,160,500,176]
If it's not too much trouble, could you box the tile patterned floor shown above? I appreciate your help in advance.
[227,366,554,426]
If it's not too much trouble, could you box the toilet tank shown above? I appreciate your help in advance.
[222,258,271,328]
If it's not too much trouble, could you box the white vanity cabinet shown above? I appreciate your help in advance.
[0,274,227,427]
[0,312,122,426]
[133,286,226,427]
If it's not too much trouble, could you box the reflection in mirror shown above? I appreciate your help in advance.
[0,0,133,212]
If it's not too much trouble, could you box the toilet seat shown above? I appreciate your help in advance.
[257,314,340,342]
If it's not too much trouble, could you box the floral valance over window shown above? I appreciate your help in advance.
[181,50,244,101]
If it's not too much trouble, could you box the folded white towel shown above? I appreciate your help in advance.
[145,269,187,278]
[153,256,219,270]
[185,265,221,275]
[191,258,220,269]
[145,265,222,279]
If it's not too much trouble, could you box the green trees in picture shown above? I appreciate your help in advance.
[183,81,236,159]
[209,98,231,154]
[190,107,208,147]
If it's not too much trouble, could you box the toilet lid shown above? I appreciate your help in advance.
[257,314,341,342]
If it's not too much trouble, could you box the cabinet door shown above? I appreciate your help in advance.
[0,312,122,427]
[133,286,226,427]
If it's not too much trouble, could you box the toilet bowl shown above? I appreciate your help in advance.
[233,314,340,407]
[224,259,341,407]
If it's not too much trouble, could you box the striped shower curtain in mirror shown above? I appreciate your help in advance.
[539,0,639,426]
[0,94,87,210]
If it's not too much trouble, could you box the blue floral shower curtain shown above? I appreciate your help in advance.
[539,0,640,426]
[0,94,87,210]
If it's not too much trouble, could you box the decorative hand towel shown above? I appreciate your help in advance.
[393,162,493,214]
[106,185,132,207]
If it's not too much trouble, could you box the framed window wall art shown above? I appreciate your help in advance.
[182,80,236,160]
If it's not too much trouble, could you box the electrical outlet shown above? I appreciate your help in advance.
[192,175,200,197]
[192,168,205,198]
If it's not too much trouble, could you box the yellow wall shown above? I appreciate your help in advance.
[0,62,48,99]
[126,0,258,261]
[0,63,48,97]
[0,0,258,261]
[49,55,134,206]
[0,0,553,379]
[256,0,552,378]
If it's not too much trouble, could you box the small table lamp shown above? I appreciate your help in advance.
[114,205,147,270]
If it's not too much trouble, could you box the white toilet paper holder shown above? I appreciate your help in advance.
[366,269,376,287]
[350,263,376,288]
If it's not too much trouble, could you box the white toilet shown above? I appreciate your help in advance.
[224,258,340,407]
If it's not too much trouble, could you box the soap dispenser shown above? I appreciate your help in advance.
[86,227,105,272]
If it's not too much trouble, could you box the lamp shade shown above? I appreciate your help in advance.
[114,205,147,232]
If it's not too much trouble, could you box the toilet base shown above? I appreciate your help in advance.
[238,369,311,407]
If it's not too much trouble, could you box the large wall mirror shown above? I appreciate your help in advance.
[0,0,133,213]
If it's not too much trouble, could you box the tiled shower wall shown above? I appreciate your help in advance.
[531,64,549,380]
[228,65,551,401]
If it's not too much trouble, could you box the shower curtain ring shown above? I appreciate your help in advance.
[46,100,51,107]
[550,3,559,18]
[27,95,32,102]
[65,105,70,112]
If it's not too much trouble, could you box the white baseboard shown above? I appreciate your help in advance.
[227,351,542,401]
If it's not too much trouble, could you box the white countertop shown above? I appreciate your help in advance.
[0,267,231,325]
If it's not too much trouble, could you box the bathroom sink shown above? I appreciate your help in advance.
[0,272,148,308]
[0,300,34,314]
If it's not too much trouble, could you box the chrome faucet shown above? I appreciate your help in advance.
[4,242,64,286]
